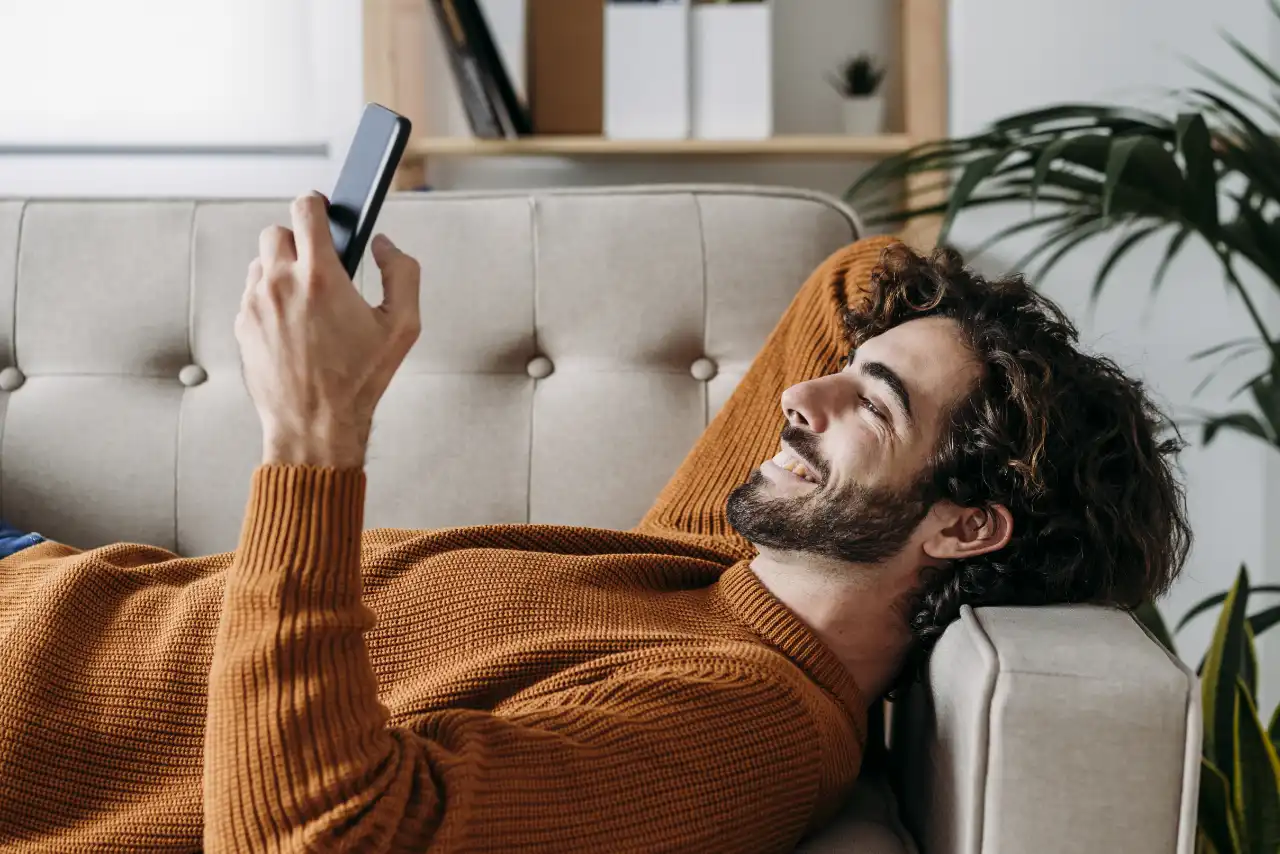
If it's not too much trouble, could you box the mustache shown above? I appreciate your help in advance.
[780,425,828,483]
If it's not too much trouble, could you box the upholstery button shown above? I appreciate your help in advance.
[0,367,24,391]
[690,357,718,382]
[526,356,554,379]
[178,364,208,387]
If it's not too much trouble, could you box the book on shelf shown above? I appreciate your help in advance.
[428,0,502,138]
[427,0,531,139]
[456,0,531,137]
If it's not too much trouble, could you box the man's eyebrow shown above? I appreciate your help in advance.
[862,360,913,425]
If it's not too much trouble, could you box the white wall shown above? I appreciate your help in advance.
[0,0,364,197]
[949,0,1280,713]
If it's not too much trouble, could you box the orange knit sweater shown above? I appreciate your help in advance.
[0,236,896,853]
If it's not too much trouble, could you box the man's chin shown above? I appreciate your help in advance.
[725,475,805,547]
[726,469,934,565]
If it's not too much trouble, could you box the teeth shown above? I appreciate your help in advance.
[770,448,818,484]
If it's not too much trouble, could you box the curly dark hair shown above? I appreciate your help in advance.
[846,243,1192,684]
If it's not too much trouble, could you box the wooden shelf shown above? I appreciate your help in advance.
[365,0,947,245]
[404,134,915,158]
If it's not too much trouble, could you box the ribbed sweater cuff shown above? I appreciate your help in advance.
[208,464,382,849]
[230,464,366,602]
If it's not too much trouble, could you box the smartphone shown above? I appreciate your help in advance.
[327,103,412,278]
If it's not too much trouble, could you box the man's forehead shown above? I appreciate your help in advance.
[855,317,976,400]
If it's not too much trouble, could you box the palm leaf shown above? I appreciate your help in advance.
[1223,199,1280,286]
[1191,338,1265,362]
[1153,226,1194,296]
[1222,30,1280,99]
[1176,113,1220,235]
[1201,566,1250,781]
[1104,135,1184,217]
[1202,412,1275,447]
[858,190,1078,227]
[1104,136,1150,217]
[1021,133,1118,177]
[939,149,1018,246]
[1001,170,1179,221]
[1193,345,1273,398]
[989,102,1173,133]
[1186,56,1280,126]
[1030,219,1116,281]
[1134,601,1177,654]
[1010,218,1106,278]
[967,211,1079,260]
[1091,223,1166,302]
[1030,135,1082,208]
[1248,370,1280,439]
[1233,677,1280,853]
[847,139,976,197]
[1190,89,1280,189]
[1248,603,1280,638]
[1176,586,1280,633]
[1200,759,1241,854]
[1243,623,1258,703]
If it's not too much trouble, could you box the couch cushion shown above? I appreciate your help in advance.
[0,186,860,559]
[797,773,918,854]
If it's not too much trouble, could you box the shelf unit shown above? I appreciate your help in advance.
[363,0,947,246]
[407,133,915,158]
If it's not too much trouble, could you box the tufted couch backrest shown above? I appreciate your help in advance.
[0,186,859,556]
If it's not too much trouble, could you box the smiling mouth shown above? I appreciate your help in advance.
[768,444,821,484]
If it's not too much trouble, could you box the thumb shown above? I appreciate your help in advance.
[371,233,421,321]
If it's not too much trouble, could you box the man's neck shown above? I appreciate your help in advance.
[747,549,917,702]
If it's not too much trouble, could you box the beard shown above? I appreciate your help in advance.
[726,425,937,564]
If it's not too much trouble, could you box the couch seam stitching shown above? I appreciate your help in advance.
[694,193,709,425]
[175,201,197,555]
[961,606,999,854]
[3,199,27,520]
[527,195,539,524]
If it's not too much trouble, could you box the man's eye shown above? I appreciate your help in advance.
[862,397,886,421]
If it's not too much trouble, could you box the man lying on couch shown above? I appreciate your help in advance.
[0,194,1189,853]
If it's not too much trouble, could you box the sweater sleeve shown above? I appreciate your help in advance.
[632,236,898,552]
[204,465,829,854]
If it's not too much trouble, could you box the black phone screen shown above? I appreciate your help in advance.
[327,103,411,278]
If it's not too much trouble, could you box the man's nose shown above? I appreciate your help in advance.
[781,380,831,434]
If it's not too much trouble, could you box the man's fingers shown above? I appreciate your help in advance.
[259,225,296,267]
[241,257,263,311]
[371,233,421,333]
[290,192,340,270]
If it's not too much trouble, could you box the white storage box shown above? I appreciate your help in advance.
[691,0,772,139]
[604,0,691,139]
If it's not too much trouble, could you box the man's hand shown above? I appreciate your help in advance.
[236,192,422,469]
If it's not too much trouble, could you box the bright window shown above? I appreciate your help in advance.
[0,0,363,196]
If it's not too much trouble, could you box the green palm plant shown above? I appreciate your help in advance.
[847,20,1280,452]
[1138,571,1280,854]
[844,5,1280,851]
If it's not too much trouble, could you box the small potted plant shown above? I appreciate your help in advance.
[830,53,886,135]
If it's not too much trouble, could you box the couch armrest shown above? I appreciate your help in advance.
[892,603,1201,854]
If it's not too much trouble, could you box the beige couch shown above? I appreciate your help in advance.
[0,185,1201,853]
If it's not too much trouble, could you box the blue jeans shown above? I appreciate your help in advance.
[0,519,44,558]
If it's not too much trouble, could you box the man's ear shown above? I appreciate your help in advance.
[923,503,1013,561]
